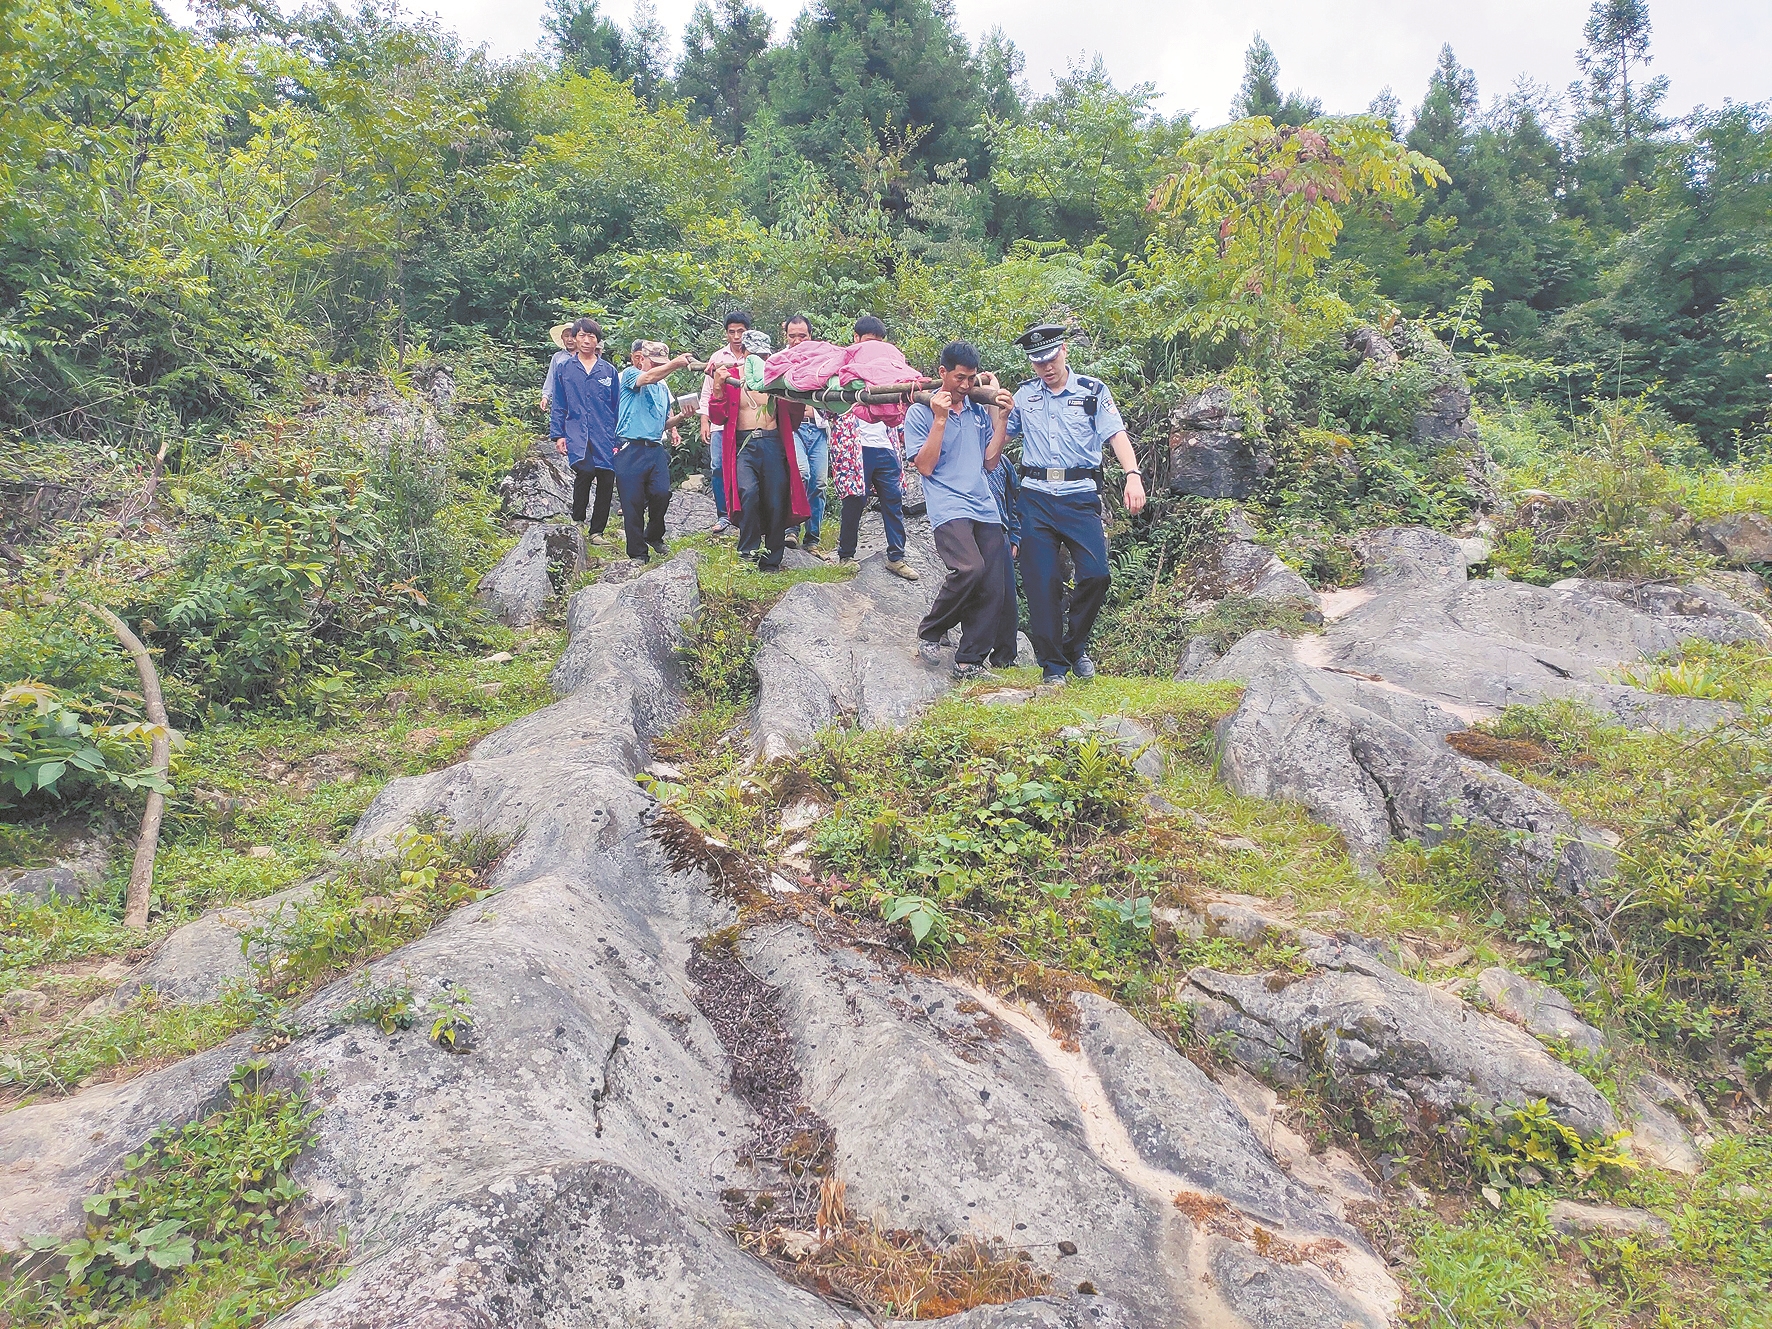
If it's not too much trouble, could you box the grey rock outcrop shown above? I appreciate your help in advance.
[498,450,575,521]
[1548,1200,1670,1240]
[5,865,86,905]
[1476,967,1606,1058]
[1214,537,1318,604]
[3,837,111,905]
[2,549,1412,1327]
[1694,511,1772,564]
[1168,387,1275,500]
[1059,716,1166,780]
[300,371,448,458]
[750,930,1397,1328]
[750,530,948,761]
[1626,1071,1710,1175]
[114,883,317,1006]
[1177,938,1619,1139]
[1356,526,1468,587]
[475,522,587,628]
[1203,528,1768,880]
[1204,630,1604,891]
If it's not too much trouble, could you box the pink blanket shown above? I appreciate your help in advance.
[762,339,847,391]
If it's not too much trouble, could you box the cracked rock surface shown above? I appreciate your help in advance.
[1,551,1408,1327]
[1177,937,1619,1140]
[1202,525,1767,878]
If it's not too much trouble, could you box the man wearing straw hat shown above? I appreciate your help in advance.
[548,317,621,546]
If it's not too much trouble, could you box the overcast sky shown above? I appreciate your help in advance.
[169,0,1768,124]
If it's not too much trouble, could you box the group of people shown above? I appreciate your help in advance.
[542,313,1146,686]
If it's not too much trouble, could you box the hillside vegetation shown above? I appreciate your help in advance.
[3,0,1770,1325]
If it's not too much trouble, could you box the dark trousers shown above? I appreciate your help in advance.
[991,540,1020,667]
[613,441,671,559]
[919,520,1009,665]
[736,429,791,570]
[571,465,614,534]
[1018,487,1110,674]
[836,449,907,562]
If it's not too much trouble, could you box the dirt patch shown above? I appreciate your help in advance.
[1444,730,1594,769]
[687,930,834,1232]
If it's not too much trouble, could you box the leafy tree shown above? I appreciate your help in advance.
[988,60,1190,253]
[545,0,635,80]
[1149,116,1447,359]
[1549,103,1772,450]
[1231,34,1321,127]
[764,0,985,198]
[675,0,773,144]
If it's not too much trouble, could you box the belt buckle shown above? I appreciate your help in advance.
[1045,467,1065,482]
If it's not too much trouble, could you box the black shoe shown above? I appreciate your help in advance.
[784,531,800,549]
[917,639,944,667]
[952,661,993,681]
[649,541,667,559]
[1072,655,1097,681]
[1042,671,1068,687]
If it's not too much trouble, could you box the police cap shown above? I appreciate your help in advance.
[1014,322,1068,363]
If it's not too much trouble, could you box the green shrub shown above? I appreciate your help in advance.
[152,439,488,714]
[245,826,504,997]
[0,682,170,806]
[1094,592,1315,677]
[4,1061,340,1323]
[1487,405,1711,585]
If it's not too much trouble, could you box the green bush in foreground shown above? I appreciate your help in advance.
[2,1061,343,1326]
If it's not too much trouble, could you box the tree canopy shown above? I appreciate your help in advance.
[0,0,1765,451]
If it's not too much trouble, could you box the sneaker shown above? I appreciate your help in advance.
[587,532,612,547]
[951,661,993,681]
[885,559,920,581]
[1041,671,1068,687]
[648,541,668,560]
[630,556,650,568]
[784,532,800,549]
[917,639,944,667]
[836,554,857,565]
[1072,655,1097,681]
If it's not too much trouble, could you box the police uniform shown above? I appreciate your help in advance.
[1005,324,1129,679]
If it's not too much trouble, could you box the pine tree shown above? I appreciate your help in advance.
[675,0,774,143]
[1231,34,1320,126]
[1578,0,1659,144]
[765,0,986,198]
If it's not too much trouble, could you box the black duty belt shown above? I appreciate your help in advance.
[617,437,661,449]
[1018,465,1102,483]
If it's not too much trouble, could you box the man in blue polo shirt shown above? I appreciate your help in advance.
[1007,323,1146,686]
[906,341,1013,680]
[615,339,694,563]
[548,317,620,546]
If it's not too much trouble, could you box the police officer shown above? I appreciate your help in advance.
[1006,323,1146,685]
